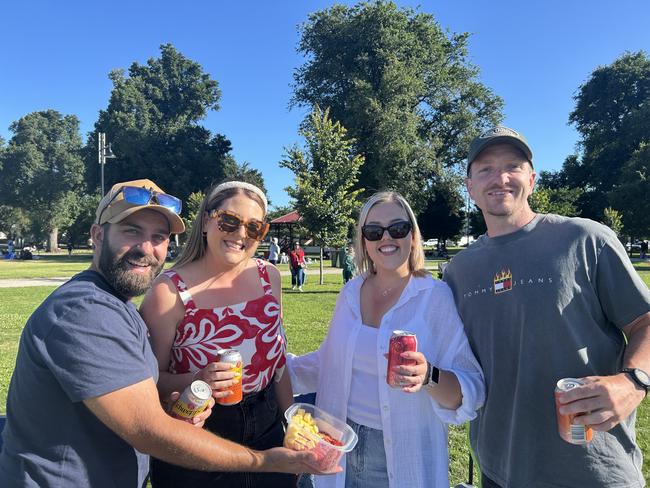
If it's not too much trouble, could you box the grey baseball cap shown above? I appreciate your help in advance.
[467,126,533,175]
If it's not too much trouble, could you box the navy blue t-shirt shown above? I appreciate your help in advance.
[0,270,159,487]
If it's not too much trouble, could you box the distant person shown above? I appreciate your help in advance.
[639,240,648,259]
[67,241,74,256]
[0,179,331,488]
[444,126,650,487]
[140,181,297,488]
[268,237,281,265]
[290,241,306,291]
[288,191,485,488]
[342,245,356,284]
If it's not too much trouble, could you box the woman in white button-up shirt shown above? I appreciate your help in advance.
[288,192,485,488]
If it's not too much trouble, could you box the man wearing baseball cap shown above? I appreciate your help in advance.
[0,179,337,487]
[443,127,650,487]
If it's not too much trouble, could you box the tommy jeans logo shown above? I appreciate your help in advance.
[459,269,554,300]
[494,269,512,294]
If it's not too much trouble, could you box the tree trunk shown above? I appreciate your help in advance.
[48,227,58,252]
[319,247,324,285]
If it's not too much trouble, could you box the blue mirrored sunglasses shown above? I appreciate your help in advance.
[98,186,182,224]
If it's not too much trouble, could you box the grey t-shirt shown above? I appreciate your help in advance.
[0,270,159,488]
[444,214,650,487]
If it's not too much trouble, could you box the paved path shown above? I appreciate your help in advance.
[0,265,441,288]
[0,277,71,288]
[0,267,346,288]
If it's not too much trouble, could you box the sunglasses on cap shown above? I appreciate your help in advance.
[208,209,270,241]
[98,186,182,224]
[361,220,412,241]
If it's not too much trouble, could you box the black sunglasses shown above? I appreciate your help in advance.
[361,220,412,241]
[208,209,270,241]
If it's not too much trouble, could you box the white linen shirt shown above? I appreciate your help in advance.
[288,274,485,488]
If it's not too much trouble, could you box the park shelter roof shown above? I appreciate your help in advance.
[270,210,301,224]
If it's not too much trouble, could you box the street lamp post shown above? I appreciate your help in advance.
[465,191,471,246]
[97,132,116,196]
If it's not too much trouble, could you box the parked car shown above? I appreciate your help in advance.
[625,242,642,253]
[422,239,438,247]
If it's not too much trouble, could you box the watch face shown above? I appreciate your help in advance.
[635,369,650,387]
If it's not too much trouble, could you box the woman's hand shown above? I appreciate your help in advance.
[194,362,239,400]
[392,351,429,393]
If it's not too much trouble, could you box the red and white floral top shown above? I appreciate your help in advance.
[164,259,286,393]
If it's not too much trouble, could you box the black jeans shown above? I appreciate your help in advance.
[150,384,296,488]
[481,473,504,488]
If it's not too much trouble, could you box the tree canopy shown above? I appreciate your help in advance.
[281,107,364,282]
[0,110,85,249]
[417,172,465,241]
[566,51,650,223]
[292,1,502,211]
[89,44,237,203]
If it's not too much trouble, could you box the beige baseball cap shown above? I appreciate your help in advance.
[95,179,185,234]
[467,126,533,176]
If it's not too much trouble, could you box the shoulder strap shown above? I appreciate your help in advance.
[254,259,274,295]
[163,270,198,310]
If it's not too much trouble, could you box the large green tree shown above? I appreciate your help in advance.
[292,1,502,211]
[567,51,650,221]
[0,110,85,250]
[281,106,364,283]
[89,44,236,204]
[417,171,465,242]
[610,143,650,237]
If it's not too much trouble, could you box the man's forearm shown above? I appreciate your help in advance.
[137,414,268,472]
[622,312,650,372]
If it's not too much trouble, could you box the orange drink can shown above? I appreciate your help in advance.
[555,378,593,444]
[216,348,243,405]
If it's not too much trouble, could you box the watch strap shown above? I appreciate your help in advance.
[423,361,440,387]
[621,368,649,396]
[423,361,432,386]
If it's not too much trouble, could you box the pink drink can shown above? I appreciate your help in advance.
[386,330,417,387]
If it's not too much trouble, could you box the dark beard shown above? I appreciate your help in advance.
[99,233,164,298]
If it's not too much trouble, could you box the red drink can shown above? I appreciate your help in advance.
[170,380,211,421]
[555,378,593,444]
[216,348,243,406]
[386,330,417,388]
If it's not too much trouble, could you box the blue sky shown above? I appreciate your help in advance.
[1,1,649,208]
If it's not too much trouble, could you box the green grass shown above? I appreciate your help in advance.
[0,254,92,279]
[1,265,649,485]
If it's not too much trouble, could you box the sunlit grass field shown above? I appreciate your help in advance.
[1,257,648,484]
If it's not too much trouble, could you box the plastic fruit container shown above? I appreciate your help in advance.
[284,403,358,471]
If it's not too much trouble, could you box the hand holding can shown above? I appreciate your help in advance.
[216,349,243,405]
[386,330,418,388]
[555,378,593,444]
[194,361,239,399]
[170,380,212,423]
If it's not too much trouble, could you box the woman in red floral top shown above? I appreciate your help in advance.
[141,181,295,488]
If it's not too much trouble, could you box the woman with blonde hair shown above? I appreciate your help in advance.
[288,191,485,488]
[141,181,296,488]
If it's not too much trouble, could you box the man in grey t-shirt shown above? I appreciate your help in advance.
[444,127,650,487]
[0,179,334,487]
